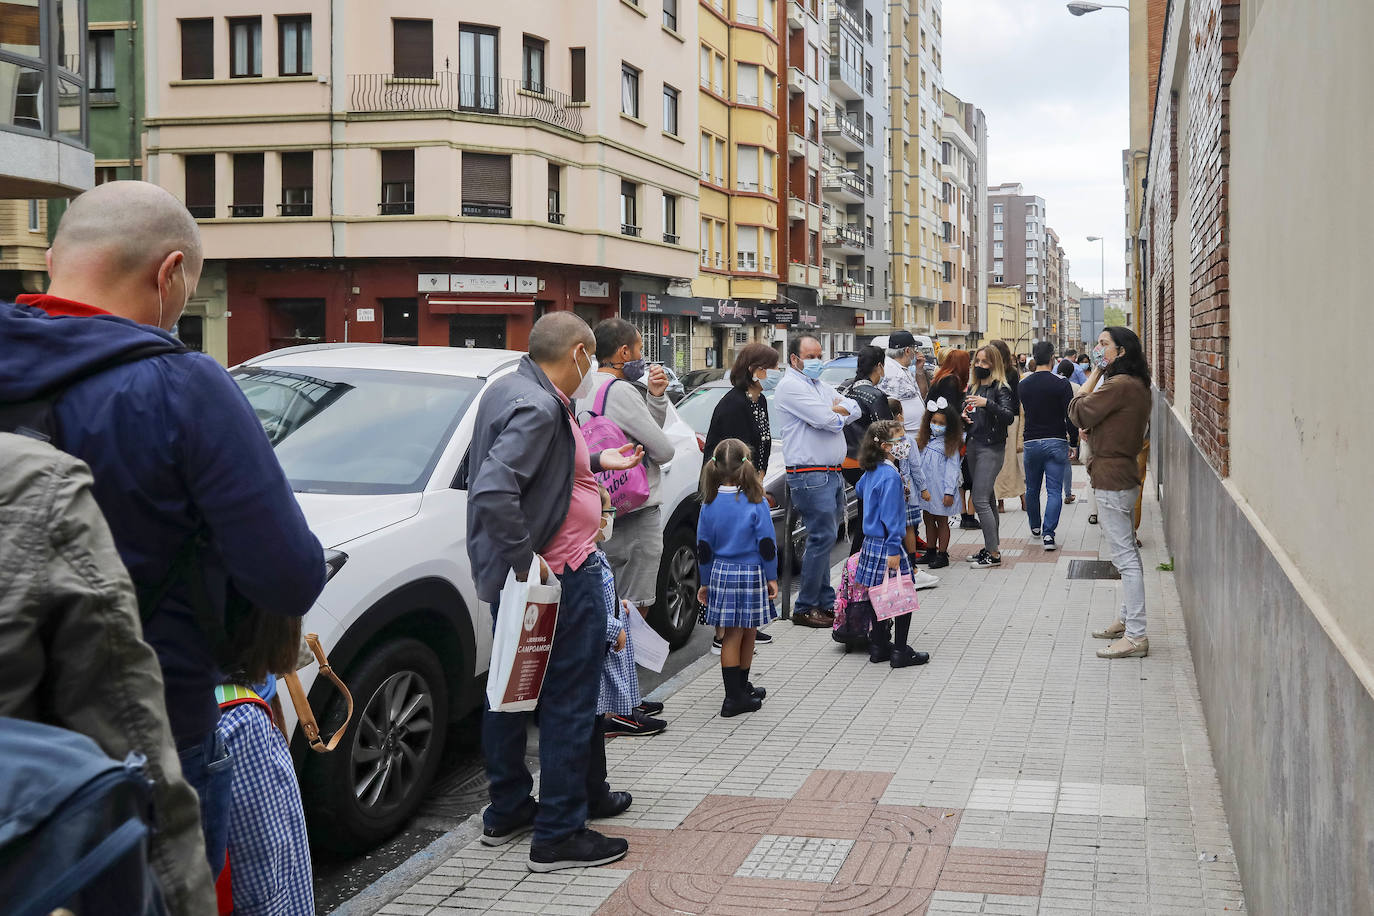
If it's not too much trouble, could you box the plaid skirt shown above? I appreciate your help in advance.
[906,504,924,529]
[704,560,776,629]
[853,539,912,588]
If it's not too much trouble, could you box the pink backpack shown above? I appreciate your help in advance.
[580,378,651,513]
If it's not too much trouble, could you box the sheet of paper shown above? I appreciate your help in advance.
[625,602,669,673]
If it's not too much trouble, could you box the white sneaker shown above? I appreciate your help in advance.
[912,570,940,590]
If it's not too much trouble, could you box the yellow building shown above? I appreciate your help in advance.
[986,284,1028,351]
[695,0,782,365]
[0,200,50,299]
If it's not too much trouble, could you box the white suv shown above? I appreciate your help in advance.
[232,343,702,853]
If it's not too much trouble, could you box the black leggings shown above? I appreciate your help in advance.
[875,613,914,648]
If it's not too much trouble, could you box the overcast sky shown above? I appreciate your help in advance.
[943,0,1131,294]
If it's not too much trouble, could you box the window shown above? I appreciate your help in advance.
[620,181,639,235]
[939,300,952,321]
[179,19,213,80]
[663,193,678,243]
[864,63,872,94]
[942,261,952,283]
[184,155,215,218]
[460,26,498,111]
[993,203,1003,217]
[865,215,874,247]
[865,113,874,145]
[865,164,874,196]
[1026,239,1036,252]
[700,217,710,265]
[392,19,433,79]
[714,54,724,94]
[761,228,775,272]
[229,18,262,78]
[267,299,325,348]
[548,163,562,223]
[27,199,40,231]
[663,0,678,30]
[809,230,819,263]
[941,141,951,164]
[736,226,758,271]
[380,149,415,214]
[866,266,875,296]
[570,48,586,101]
[737,145,759,192]
[381,299,419,346]
[522,36,545,93]
[280,151,313,216]
[864,11,873,42]
[993,241,1003,256]
[993,259,1003,273]
[461,152,512,218]
[736,63,759,106]
[662,85,679,134]
[231,152,264,217]
[715,222,724,267]
[737,0,759,26]
[762,150,776,194]
[715,138,726,184]
[993,274,1004,285]
[621,64,640,117]
[89,32,115,94]
[700,45,710,87]
[94,166,118,185]
[699,133,711,180]
[278,16,311,76]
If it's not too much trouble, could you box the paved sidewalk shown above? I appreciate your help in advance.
[373,480,1246,915]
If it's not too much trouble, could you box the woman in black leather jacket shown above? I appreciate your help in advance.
[962,345,1015,568]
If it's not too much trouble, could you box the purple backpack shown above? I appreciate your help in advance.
[580,378,651,513]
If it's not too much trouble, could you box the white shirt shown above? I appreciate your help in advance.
[880,357,923,435]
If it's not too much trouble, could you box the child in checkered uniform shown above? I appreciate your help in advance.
[853,419,930,669]
[695,438,778,718]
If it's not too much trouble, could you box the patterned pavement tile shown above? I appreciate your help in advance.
[936,848,1047,897]
[733,835,855,883]
[678,794,788,834]
[771,799,877,839]
[705,877,830,914]
[834,841,947,888]
[860,805,963,844]
[818,883,936,915]
[794,768,894,803]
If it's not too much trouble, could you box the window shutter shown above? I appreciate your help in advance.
[462,153,511,206]
[184,155,215,208]
[281,152,312,189]
[392,19,433,78]
[233,153,264,204]
[570,48,586,102]
[180,19,213,80]
[381,149,415,184]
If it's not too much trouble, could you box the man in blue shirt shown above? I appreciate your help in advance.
[773,334,860,627]
[1066,350,1089,386]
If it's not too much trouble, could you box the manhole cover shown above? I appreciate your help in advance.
[1066,559,1121,580]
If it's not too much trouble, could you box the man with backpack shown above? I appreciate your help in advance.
[0,432,216,915]
[575,318,677,737]
[0,181,326,881]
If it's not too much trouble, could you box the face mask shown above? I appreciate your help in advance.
[599,511,614,542]
[800,358,824,379]
[889,438,911,462]
[618,358,647,383]
[973,365,991,380]
[1092,345,1109,369]
[930,423,946,437]
[573,347,599,399]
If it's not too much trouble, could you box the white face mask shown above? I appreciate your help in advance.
[573,346,599,400]
[158,261,188,330]
[599,511,615,542]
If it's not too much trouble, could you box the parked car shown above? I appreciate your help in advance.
[653,363,686,403]
[679,367,726,394]
[674,376,860,574]
[820,356,857,389]
[232,343,703,854]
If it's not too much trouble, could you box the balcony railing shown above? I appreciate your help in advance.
[549,211,565,224]
[823,223,864,249]
[822,113,863,146]
[822,169,864,197]
[827,1,862,36]
[379,201,414,215]
[462,203,511,218]
[349,74,583,133]
[187,205,214,219]
[230,204,263,218]
[621,223,641,237]
[278,202,313,216]
[663,232,679,244]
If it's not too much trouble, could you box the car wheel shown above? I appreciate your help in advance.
[652,522,700,650]
[784,507,806,574]
[301,637,449,855]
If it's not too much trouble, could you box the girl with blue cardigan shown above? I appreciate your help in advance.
[696,438,779,717]
[853,420,931,668]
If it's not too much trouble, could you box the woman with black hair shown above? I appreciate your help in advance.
[843,346,894,553]
[1069,326,1153,660]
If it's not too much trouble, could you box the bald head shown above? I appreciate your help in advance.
[47,180,204,330]
[529,311,594,363]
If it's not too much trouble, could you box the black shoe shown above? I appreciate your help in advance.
[721,693,762,717]
[481,800,537,847]
[740,668,766,700]
[965,548,989,564]
[959,514,982,530]
[1088,514,1098,525]
[588,791,633,820]
[635,700,664,716]
[528,828,629,872]
[1031,527,1041,537]
[889,645,930,668]
[711,635,723,654]
[971,553,1002,569]
[1043,535,1057,552]
[603,712,666,738]
[868,641,892,664]
[928,551,950,570]
[913,549,937,566]
[754,630,773,646]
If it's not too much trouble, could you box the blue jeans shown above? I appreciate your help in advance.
[787,469,845,611]
[1023,438,1070,537]
[483,553,604,846]
[177,727,233,879]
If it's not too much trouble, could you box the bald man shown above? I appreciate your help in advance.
[0,181,325,899]
[467,311,644,872]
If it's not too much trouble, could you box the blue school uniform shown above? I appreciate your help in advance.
[854,462,912,587]
[912,433,963,517]
[899,435,926,529]
[697,486,778,628]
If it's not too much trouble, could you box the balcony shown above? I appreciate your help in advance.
[822,282,840,302]
[548,211,565,224]
[788,67,805,94]
[827,57,862,101]
[822,169,864,203]
[787,0,806,29]
[230,204,264,218]
[842,280,865,303]
[349,74,583,133]
[788,262,810,285]
[823,223,864,256]
[278,202,313,217]
[187,205,215,219]
[827,1,862,37]
[787,196,807,222]
[621,224,642,238]
[379,201,414,215]
[822,113,863,151]
[462,203,511,218]
[788,132,806,158]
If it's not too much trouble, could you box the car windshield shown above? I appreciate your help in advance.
[819,366,854,387]
[675,384,781,440]
[233,366,481,495]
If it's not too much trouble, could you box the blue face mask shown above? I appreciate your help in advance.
[618,358,647,383]
[801,358,824,379]
[930,424,946,437]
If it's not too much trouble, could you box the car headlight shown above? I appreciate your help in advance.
[324,549,348,582]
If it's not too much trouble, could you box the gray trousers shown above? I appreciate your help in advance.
[1097,487,1146,638]
[967,440,1006,554]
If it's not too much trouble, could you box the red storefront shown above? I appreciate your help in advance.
[224,258,620,366]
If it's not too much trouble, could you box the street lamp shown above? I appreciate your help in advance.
[1067,1,1129,15]
[1087,235,1106,297]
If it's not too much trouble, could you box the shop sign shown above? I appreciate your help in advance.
[579,280,610,298]
[753,304,773,323]
[620,291,703,317]
[770,305,798,325]
[798,310,820,327]
[448,274,536,294]
[355,308,375,322]
[419,273,449,292]
[516,276,538,294]
[713,300,754,324]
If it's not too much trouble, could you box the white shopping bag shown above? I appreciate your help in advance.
[486,555,561,712]
[625,603,670,673]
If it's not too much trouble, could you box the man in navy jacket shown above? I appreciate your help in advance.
[0,181,324,878]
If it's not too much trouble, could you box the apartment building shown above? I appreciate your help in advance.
[0,0,94,295]
[1045,226,1064,351]
[887,0,943,336]
[986,181,1048,346]
[985,283,1027,348]
[144,0,699,365]
[818,0,885,348]
[935,89,984,350]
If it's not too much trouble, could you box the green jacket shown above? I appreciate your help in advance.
[0,433,216,915]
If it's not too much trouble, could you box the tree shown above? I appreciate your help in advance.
[1104,305,1127,328]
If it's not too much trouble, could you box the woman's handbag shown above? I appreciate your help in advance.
[869,569,921,621]
[282,633,354,753]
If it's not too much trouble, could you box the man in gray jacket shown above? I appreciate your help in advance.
[467,312,643,872]
[0,433,215,915]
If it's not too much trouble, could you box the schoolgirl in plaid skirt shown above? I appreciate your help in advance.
[696,438,778,718]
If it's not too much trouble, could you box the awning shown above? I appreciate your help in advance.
[426,294,535,314]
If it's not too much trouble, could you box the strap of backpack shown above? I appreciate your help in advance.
[282,633,353,753]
